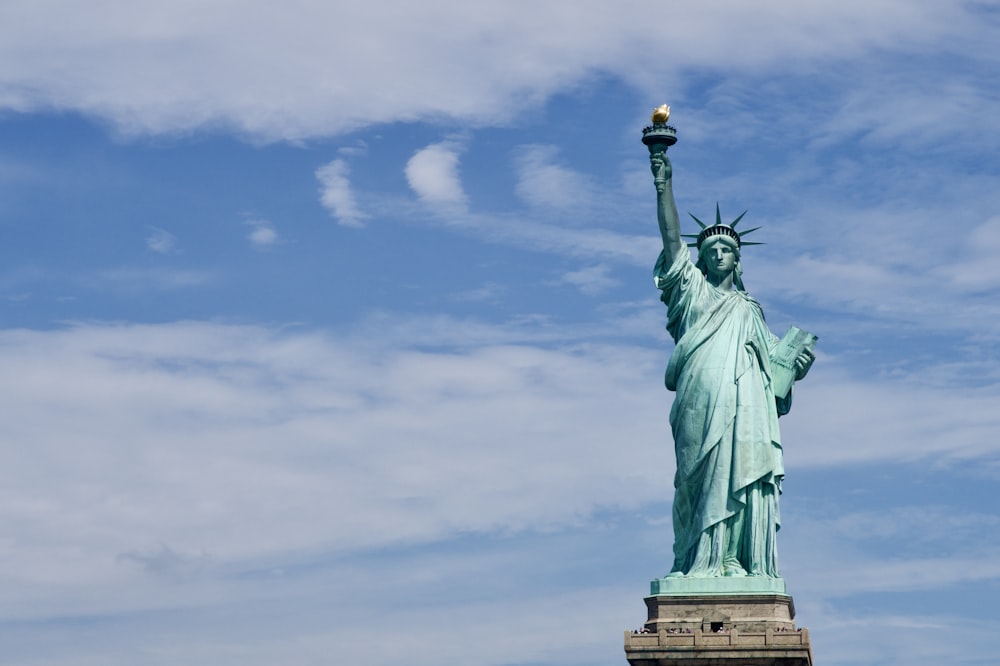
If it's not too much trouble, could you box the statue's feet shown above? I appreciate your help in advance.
[723,562,747,577]
[664,571,685,578]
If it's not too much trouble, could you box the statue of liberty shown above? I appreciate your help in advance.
[648,131,815,580]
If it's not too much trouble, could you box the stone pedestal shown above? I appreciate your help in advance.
[624,593,812,665]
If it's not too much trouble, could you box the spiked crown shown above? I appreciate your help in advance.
[682,204,763,249]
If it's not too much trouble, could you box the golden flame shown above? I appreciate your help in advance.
[651,104,670,123]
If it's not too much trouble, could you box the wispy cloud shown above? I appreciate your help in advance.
[779,364,1000,468]
[1,318,997,664]
[550,264,620,295]
[514,144,590,210]
[948,215,1000,289]
[2,2,979,140]
[316,159,366,227]
[450,281,504,303]
[1,317,995,582]
[825,506,1000,546]
[117,543,213,580]
[245,218,278,250]
[0,321,667,591]
[337,141,368,158]
[145,226,177,254]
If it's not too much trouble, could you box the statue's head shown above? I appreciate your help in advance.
[696,235,744,290]
[684,205,762,292]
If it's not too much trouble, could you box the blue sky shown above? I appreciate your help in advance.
[1,2,999,664]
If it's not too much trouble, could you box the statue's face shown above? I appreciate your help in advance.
[701,237,738,280]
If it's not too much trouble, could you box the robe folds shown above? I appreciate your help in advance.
[654,249,787,578]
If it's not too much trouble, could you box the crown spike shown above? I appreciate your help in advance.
[688,213,708,229]
[715,203,723,226]
[737,225,762,237]
[730,210,748,229]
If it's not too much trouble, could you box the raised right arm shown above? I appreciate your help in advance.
[651,153,684,263]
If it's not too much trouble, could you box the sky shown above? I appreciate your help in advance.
[0,1,999,664]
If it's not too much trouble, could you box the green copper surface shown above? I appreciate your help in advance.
[646,123,816,593]
[650,575,787,596]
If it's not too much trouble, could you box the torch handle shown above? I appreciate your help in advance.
[649,147,669,193]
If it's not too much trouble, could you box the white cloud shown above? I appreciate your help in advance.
[405,142,467,209]
[815,74,1000,152]
[316,159,366,227]
[780,502,1000,607]
[825,507,1000,546]
[451,282,504,303]
[408,208,653,265]
[245,218,278,249]
[117,543,212,580]
[0,1,980,141]
[145,226,177,254]
[799,604,1000,666]
[0,317,995,589]
[514,145,589,209]
[552,264,621,295]
[0,321,666,587]
[1,318,998,664]
[337,141,368,158]
[948,215,1000,289]
[779,363,1000,468]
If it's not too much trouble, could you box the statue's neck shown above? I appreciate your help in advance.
[707,272,736,291]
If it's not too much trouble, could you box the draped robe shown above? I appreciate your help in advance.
[655,249,788,578]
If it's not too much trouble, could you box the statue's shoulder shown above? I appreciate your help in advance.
[654,248,697,290]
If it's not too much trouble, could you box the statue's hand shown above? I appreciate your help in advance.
[650,152,672,184]
[794,349,815,381]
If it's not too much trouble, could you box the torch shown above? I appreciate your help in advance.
[641,104,677,193]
